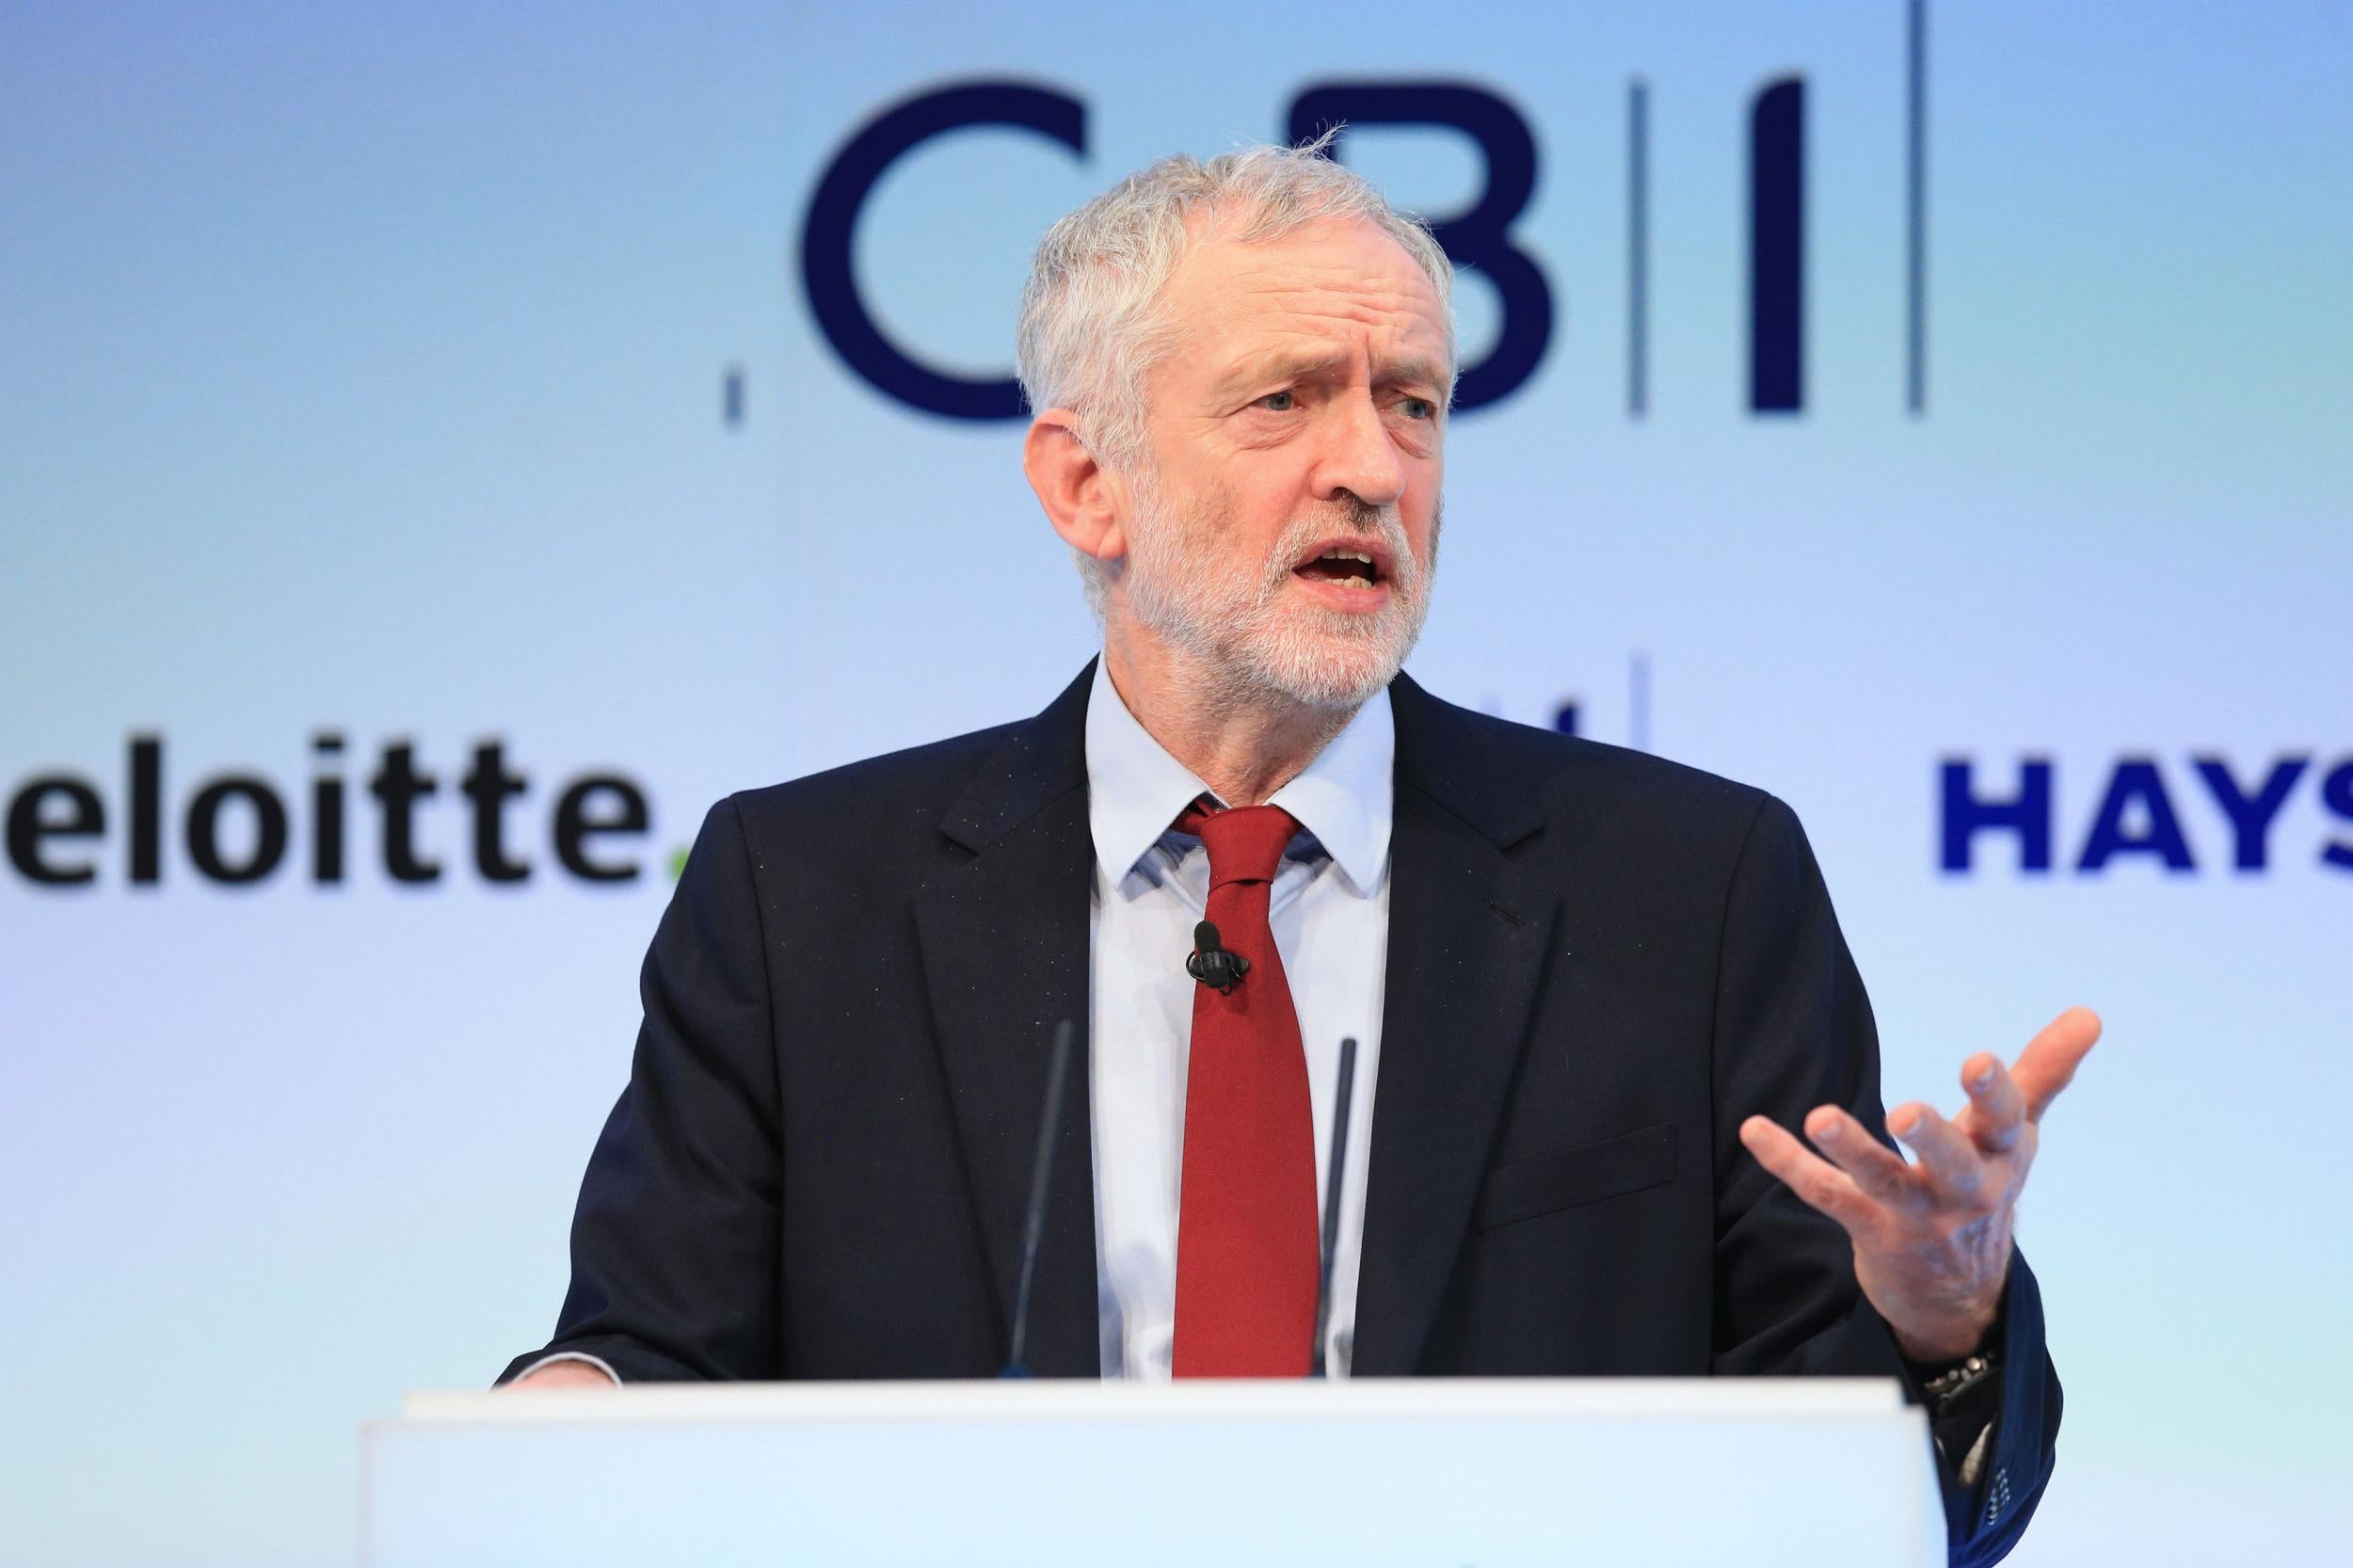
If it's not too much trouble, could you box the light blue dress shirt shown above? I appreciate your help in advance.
[1082,656,1393,1379]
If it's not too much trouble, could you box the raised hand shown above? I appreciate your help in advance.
[1738,1006,2102,1362]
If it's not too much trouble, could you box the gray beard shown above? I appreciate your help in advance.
[1116,476,1440,715]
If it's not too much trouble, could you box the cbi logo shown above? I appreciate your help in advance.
[801,54,1931,421]
[1940,755,2353,876]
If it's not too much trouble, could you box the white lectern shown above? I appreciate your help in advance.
[363,1379,1945,1567]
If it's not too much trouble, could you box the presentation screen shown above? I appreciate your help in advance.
[3,4,2345,1564]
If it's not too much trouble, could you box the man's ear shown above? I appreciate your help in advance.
[1024,411,1127,568]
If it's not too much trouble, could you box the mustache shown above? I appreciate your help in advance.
[1260,502,1418,589]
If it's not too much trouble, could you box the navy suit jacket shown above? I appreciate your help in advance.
[504,663,2061,1565]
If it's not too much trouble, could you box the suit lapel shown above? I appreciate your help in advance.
[1352,674,1561,1376]
[916,664,1101,1378]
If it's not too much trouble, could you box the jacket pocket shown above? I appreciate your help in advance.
[1472,1122,1678,1232]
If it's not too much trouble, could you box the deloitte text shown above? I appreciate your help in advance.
[6,734,657,889]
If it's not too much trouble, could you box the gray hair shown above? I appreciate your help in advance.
[1016,135,1455,615]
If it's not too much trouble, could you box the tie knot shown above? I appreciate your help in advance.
[1174,798,1300,888]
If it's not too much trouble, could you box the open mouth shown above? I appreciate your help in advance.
[1291,545,1385,591]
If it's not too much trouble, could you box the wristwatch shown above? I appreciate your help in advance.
[1917,1348,1999,1409]
[1907,1346,2002,1488]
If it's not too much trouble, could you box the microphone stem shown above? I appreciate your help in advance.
[1004,1018,1076,1378]
[1309,1034,1358,1379]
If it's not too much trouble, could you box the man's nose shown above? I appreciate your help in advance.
[1311,392,1408,510]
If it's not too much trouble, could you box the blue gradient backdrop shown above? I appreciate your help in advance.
[3,3,2347,1563]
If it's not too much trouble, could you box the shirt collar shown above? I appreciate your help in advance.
[1083,656,1394,897]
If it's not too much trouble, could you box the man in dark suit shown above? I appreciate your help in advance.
[501,141,2095,1567]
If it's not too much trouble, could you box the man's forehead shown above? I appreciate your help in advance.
[1160,218,1450,383]
[1211,340,1450,395]
[1167,216,1440,312]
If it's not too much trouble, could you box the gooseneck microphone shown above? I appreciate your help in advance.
[1309,1034,1359,1379]
[1184,920,1251,994]
[1000,1017,1076,1379]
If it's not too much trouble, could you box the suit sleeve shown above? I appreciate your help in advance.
[497,794,784,1384]
[1706,793,2062,1567]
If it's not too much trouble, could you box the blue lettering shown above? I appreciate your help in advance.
[1747,77,1805,414]
[1940,758,2052,873]
[2077,759,2195,872]
[801,82,1086,420]
[2190,755,2308,871]
[2322,759,2353,872]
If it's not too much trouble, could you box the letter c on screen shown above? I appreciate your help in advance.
[802,81,1087,420]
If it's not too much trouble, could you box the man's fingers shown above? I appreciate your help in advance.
[1802,1105,1915,1205]
[1889,1103,1987,1203]
[1959,1053,2027,1153]
[1740,1115,1879,1232]
[2011,1006,2102,1124]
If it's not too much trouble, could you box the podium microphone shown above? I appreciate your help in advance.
[1001,1017,1076,1379]
[1309,1034,1359,1379]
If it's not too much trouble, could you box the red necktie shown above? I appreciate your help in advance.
[1170,798,1320,1377]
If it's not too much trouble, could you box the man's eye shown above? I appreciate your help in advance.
[1399,396,1436,421]
[1255,390,1296,411]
